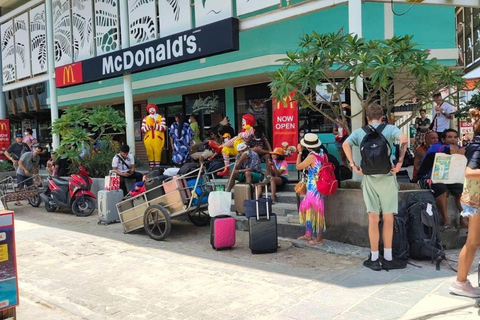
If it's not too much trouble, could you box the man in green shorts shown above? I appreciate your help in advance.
[343,104,408,271]
[226,142,264,192]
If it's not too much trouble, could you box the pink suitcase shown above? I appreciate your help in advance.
[210,215,236,250]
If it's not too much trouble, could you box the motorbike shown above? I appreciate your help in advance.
[40,166,96,216]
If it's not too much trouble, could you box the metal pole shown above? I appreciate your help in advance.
[0,46,6,119]
[119,0,135,154]
[349,0,363,181]
[45,0,59,149]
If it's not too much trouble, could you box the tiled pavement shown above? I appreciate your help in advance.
[7,204,480,320]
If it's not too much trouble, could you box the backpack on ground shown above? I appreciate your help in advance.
[314,155,338,196]
[379,201,409,268]
[406,192,446,269]
[360,124,392,175]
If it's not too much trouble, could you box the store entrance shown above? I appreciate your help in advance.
[157,103,183,165]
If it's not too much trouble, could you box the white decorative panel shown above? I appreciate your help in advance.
[158,0,191,37]
[236,0,280,16]
[14,13,31,79]
[1,20,16,83]
[72,0,94,61]
[53,0,73,67]
[194,0,232,27]
[94,0,120,56]
[129,0,158,45]
[30,4,47,75]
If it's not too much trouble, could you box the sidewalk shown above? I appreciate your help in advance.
[6,204,480,319]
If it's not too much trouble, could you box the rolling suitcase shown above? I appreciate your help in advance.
[145,175,168,201]
[234,183,252,215]
[210,215,236,250]
[98,189,124,224]
[248,184,277,254]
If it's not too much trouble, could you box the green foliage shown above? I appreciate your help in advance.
[76,143,118,178]
[0,160,14,172]
[52,105,126,176]
[270,31,470,130]
[456,90,480,119]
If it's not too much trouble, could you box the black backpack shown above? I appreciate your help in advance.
[406,192,446,269]
[360,124,392,175]
[178,162,201,179]
[379,202,409,268]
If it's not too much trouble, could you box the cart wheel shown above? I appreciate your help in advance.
[45,201,58,212]
[188,210,211,227]
[72,196,95,217]
[28,194,41,207]
[144,205,171,241]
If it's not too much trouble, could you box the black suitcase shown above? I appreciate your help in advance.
[144,175,168,201]
[248,184,277,254]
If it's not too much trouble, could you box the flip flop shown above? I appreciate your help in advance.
[297,235,311,241]
[307,239,324,246]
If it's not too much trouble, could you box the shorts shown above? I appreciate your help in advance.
[191,150,214,160]
[17,173,33,189]
[460,202,480,217]
[430,182,463,198]
[238,171,264,184]
[361,174,399,214]
[280,176,288,187]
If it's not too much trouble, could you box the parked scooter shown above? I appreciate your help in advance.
[40,166,96,216]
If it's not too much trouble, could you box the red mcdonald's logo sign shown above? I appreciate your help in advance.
[55,62,83,88]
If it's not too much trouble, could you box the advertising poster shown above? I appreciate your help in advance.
[272,94,298,163]
[431,153,467,184]
[460,120,474,141]
[0,120,10,160]
[0,210,18,312]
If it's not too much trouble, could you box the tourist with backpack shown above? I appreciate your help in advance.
[450,109,480,298]
[342,104,408,271]
[296,134,327,246]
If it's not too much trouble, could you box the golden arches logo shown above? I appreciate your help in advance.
[63,66,75,84]
[0,122,7,130]
[275,96,294,109]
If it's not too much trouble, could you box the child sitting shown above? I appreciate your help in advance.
[128,173,147,197]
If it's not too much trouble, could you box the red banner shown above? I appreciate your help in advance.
[272,95,298,163]
[0,120,10,160]
[55,62,83,88]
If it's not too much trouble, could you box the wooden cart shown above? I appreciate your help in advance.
[116,164,216,241]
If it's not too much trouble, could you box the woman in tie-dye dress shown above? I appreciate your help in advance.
[296,133,326,246]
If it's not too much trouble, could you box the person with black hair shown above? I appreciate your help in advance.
[189,114,202,153]
[265,147,289,203]
[111,144,143,196]
[169,114,194,165]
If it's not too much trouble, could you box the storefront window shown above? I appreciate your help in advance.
[183,90,226,138]
[235,83,272,142]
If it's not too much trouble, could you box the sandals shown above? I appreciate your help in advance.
[308,239,324,246]
[297,235,312,241]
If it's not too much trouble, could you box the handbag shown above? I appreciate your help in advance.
[105,171,120,191]
[294,170,307,195]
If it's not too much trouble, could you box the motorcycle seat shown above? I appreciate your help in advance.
[52,177,70,187]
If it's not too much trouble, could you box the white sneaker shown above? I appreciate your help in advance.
[449,280,480,298]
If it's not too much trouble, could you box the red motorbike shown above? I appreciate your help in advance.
[40,166,96,216]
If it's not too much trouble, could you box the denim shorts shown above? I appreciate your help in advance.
[461,202,480,217]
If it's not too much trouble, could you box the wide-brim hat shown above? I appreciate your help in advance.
[237,142,248,152]
[301,133,322,148]
[269,147,284,156]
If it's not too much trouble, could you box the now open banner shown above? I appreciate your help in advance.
[272,95,298,163]
[0,120,10,160]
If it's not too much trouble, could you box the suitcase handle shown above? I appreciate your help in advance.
[255,182,269,221]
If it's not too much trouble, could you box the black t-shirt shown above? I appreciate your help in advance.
[55,157,71,176]
[6,143,25,160]
[466,136,480,170]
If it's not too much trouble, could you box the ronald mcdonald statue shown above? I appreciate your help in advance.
[217,114,256,176]
[142,103,167,170]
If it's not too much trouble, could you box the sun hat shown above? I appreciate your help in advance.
[269,147,284,156]
[237,142,248,152]
[301,133,322,148]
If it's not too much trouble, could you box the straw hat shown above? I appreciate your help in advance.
[269,147,284,156]
[301,133,322,148]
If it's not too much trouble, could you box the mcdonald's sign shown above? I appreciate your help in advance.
[272,93,298,164]
[55,62,83,88]
[0,120,10,160]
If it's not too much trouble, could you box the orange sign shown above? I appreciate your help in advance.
[55,63,83,88]
[272,94,298,163]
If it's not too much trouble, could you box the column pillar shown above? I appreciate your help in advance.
[0,47,6,119]
[45,0,59,149]
[119,0,135,154]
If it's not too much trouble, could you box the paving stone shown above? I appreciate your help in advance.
[291,238,370,259]
[350,297,411,319]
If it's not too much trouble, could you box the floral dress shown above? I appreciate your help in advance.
[169,122,194,165]
[299,152,326,237]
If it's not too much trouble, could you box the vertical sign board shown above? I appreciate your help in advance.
[0,210,18,312]
[460,120,474,140]
[272,95,298,163]
[0,120,10,160]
